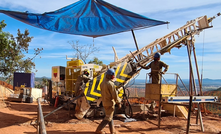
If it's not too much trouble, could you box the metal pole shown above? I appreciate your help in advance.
[187,38,204,131]
[193,43,206,113]
[189,40,203,126]
[196,107,199,125]
[175,74,178,95]
[131,29,141,60]
[187,42,193,96]
[158,74,163,129]
[177,85,185,96]
[37,98,47,134]
[178,75,190,95]
[192,43,203,95]
[158,94,162,129]
[197,103,204,132]
[186,96,193,134]
[187,41,201,123]
[187,41,198,95]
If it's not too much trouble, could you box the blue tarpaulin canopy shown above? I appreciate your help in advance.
[0,0,168,37]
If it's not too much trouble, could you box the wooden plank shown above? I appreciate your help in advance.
[168,36,171,44]
[156,45,159,51]
[146,50,150,56]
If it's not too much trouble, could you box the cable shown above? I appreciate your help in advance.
[201,30,205,85]
[123,87,133,118]
[124,73,140,89]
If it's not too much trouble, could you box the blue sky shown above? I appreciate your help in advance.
[0,0,221,80]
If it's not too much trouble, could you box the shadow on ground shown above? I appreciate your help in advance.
[24,130,95,134]
[0,111,32,129]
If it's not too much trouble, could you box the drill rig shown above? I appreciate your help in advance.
[73,13,220,119]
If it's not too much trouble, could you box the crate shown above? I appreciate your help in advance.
[145,84,177,100]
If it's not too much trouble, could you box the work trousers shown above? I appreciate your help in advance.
[104,105,115,121]
[151,73,161,84]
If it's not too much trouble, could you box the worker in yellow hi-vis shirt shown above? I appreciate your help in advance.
[95,68,121,134]
[139,52,169,84]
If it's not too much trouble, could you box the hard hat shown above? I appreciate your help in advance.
[106,68,115,75]
[154,53,160,58]
[84,70,90,75]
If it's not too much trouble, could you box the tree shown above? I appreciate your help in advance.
[0,20,43,82]
[88,57,103,65]
[42,77,49,86]
[88,57,107,71]
[35,83,43,88]
[68,40,99,64]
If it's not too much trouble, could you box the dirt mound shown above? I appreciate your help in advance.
[0,81,13,90]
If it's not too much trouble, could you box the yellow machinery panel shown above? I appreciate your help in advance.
[145,84,177,100]
[67,59,84,67]
[65,59,84,94]
[65,67,81,93]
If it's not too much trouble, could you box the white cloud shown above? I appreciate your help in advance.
[1,0,220,15]
[0,0,221,79]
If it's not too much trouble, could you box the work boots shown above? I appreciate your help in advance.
[109,119,117,134]
[95,120,109,134]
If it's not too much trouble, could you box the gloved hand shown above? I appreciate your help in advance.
[117,103,122,110]
[160,71,166,75]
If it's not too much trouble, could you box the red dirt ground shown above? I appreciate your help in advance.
[0,99,221,134]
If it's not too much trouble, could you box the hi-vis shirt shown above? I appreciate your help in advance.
[100,77,119,107]
[141,60,169,84]
[74,74,90,93]
[144,60,169,74]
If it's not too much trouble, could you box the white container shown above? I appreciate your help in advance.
[13,94,19,98]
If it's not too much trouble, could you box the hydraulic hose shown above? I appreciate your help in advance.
[123,87,133,118]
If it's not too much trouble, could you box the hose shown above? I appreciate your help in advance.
[123,87,133,118]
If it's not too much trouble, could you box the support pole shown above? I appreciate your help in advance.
[187,40,198,95]
[158,74,163,129]
[131,29,141,60]
[187,42,193,96]
[197,103,204,132]
[173,105,176,117]
[186,38,204,131]
[37,98,47,134]
[193,43,206,113]
[175,73,179,94]
[186,96,193,134]
[178,75,190,95]
[158,94,162,129]
[192,43,203,95]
